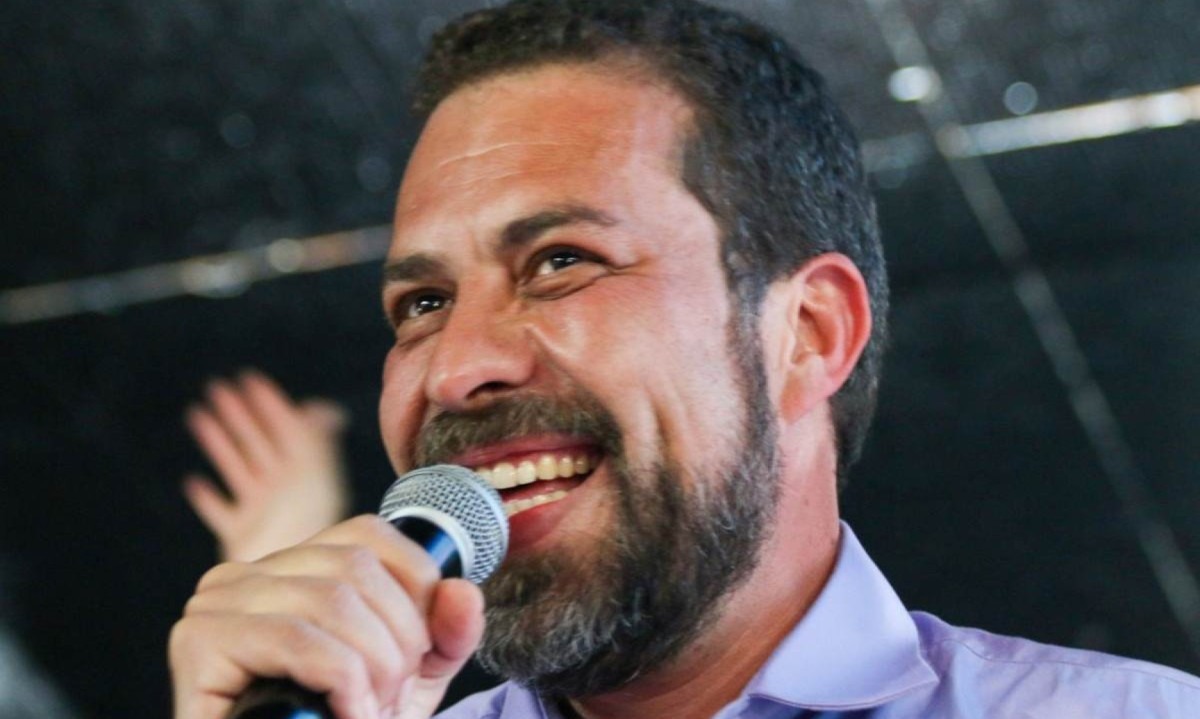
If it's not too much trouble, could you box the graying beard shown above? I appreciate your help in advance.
[475,410,778,697]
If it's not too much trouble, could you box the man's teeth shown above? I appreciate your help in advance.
[473,453,592,490]
[503,489,568,517]
[470,453,591,518]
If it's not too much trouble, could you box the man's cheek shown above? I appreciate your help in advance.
[379,394,420,472]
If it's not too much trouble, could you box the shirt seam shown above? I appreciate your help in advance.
[929,637,1200,690]
[746,677,937,713]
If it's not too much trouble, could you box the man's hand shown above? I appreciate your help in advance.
[169,516,486,719]
[183,370,351,562]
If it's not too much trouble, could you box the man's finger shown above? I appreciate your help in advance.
[199,542,437,671]
[207,379,277,472]
[238,370,308,448]
[185,574,419,707]
[421,578,486,682]
[186,405,257,490]
[182,474,235,537]
[170,612,381,719]
[303,399,350,434]
[311,517,445,615]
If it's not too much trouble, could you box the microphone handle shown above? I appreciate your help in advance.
[391,515,464,580]
[224,516,464,719]
[226,679,330,719]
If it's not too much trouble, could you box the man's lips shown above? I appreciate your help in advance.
[446,433,595,468]
[473,448,597,517]
[443,436,600,518]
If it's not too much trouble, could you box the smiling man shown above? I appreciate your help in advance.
[169,2,1200,718]
[382,58,828,708]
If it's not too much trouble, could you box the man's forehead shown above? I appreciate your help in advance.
[396,64,695,213]
[422,62,692,141]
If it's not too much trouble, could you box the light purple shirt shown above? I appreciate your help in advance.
[438,524,1200,718]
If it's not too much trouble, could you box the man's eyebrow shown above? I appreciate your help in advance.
[381,253,447,286]
[382,205,616,288]
[500,204,617,249]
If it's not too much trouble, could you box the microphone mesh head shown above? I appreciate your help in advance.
[378,465,509,584]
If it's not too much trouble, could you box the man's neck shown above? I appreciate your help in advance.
[564,513,841,719]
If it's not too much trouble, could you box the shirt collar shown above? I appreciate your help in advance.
[500,681,555,719]
[743,522,937,711]
[508,523,936,717]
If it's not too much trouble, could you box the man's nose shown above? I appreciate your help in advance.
[423,294,535,411]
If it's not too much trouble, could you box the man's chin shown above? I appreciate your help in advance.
[477,546,624,686]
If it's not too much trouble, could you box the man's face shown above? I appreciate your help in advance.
[379,64,779,693]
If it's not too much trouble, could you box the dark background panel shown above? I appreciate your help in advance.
[902,0,1200,123]
[846,275,1192,668]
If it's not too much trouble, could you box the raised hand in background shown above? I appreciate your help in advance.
[182,370,352,562]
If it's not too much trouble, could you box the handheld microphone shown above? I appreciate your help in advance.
[225,464,509,719]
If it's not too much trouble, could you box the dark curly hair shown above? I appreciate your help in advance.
[415,0,888,483]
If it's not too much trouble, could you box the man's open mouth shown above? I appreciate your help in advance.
[469,448,599,516]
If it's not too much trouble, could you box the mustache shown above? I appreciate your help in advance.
[414,392,624,468]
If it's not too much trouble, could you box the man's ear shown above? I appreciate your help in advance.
[766,253,872,425]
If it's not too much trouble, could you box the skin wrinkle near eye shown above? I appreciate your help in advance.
[386,243,609,340]
[522,263,609,307]
[380,256,453,332]
[387,205,619,300]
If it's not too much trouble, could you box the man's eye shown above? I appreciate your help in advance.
[399,292,450,321]
[533,248,591,276]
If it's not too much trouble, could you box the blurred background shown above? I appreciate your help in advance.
[2,0,1199,716]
